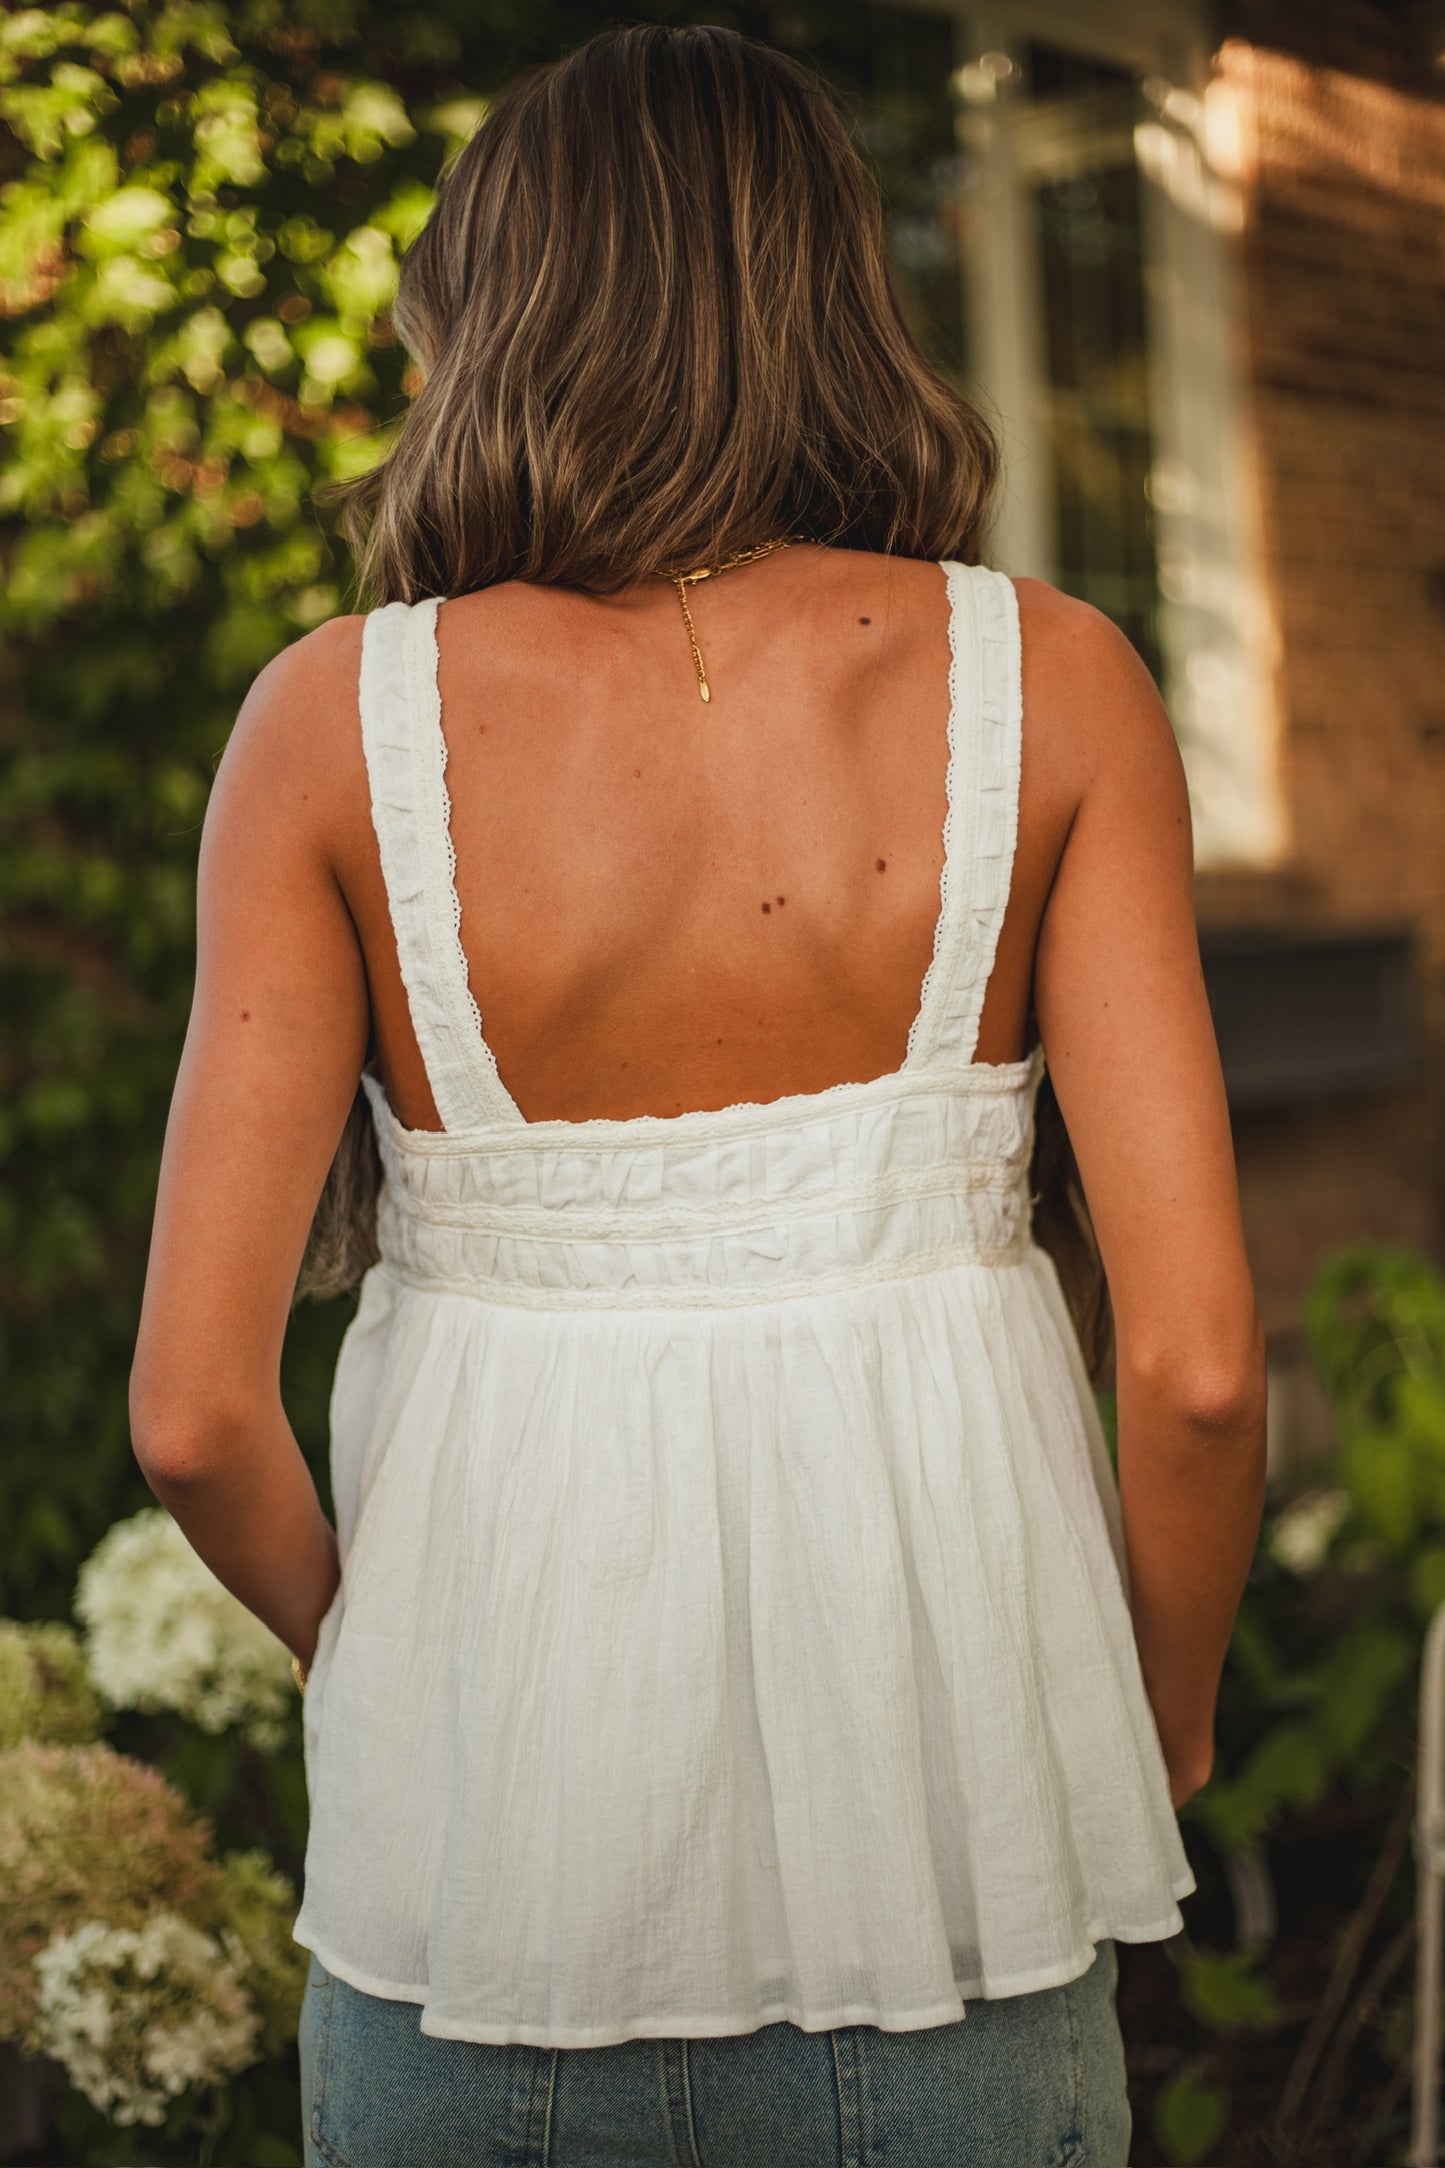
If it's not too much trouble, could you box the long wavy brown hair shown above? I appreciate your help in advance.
[298,22,1112,1384]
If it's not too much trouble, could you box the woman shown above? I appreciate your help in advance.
[130,23,1268,2168]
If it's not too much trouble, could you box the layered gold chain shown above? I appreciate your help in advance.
[657,535,805,702]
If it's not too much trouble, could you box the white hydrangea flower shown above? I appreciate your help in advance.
[75,1510,292,1749]
[32,1912,259,2126]
[1269,1487,1351,1577]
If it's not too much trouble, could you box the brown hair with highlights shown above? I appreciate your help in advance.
[330,22,997,603]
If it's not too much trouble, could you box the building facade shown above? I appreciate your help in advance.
[860,0,1445,1469]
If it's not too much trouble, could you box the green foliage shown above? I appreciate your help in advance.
[1305,1243,1445,1424]
[1156,1244,1445,2159]
[0,2,494,1626]
[1175,1946,1281,2033]
[1194,1247,1445,1858]
[1152,2069,1230,2166]
[0,1617,104,1745]
[0,12,470,2151]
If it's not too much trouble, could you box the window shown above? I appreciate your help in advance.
[869,0,1282,867]
[1023,44,1159,677]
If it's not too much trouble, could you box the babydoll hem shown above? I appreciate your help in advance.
[292,1883,1193,2050]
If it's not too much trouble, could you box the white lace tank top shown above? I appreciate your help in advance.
[292,561,1196,2048]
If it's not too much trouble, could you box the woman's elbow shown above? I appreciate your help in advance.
[127,1363,250,1492]
[1178,1347,1268,1441]
[1120,1308,1269,1442]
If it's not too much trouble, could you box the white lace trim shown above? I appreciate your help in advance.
[902,564,1023,1066]
[408,599,526,1127]
[425,612,487,1054]
[951,568,1024,1063]
[359,605,464,1134]
[902,559,966,1068]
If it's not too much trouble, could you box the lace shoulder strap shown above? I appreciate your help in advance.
[358,599,521,1132]
[905,563,1023,1069]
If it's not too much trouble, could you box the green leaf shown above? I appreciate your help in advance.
[1153,2072,1231,2165]
[80,181,171,249]
[424,96,487,144]
[1314,1621,1413,1757]
[1178,1947,1282,2032]
[370,177,436,248]
[250,2139,303,2167]
[1239,1723,1327,1811]
[1401,1372,1445,1459]
[1306,1244,1445,1427]
[321,222,398,320]
[190,76,267,191]
[1195,1722,1329,1852]
[1342,1423,1419,1548]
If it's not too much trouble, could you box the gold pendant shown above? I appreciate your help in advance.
[658,535,803,704]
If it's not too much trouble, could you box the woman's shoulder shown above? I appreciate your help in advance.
[226,612,366,758]
[250,609,369,704]
[205,613,372,867]
[1009,574,1152,680]
[1008,574,1183,797]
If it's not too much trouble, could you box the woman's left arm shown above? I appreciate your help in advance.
[129,615,369,1667]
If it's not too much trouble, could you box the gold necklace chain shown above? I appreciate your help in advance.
[657,535,806,703]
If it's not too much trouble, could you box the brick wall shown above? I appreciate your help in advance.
[1195,10,1445,1375]
[1220,0,1431,88]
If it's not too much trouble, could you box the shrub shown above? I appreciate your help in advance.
[0,1618,105,1747]
[1149,1244,1445,2166]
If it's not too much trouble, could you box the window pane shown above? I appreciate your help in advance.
[1020,44,1161,676]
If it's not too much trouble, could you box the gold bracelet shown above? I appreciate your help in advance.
[290,1653,309,1695]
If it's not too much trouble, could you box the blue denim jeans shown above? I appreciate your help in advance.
[298,1940,1130,2166]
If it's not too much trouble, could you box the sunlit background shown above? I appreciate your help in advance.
[1,4,1442,2163]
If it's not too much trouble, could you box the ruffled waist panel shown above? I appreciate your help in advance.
[363,1055,1043,1307]
[374,1171,1034,1307]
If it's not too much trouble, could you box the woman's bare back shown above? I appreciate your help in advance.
[328,546,1077,1129]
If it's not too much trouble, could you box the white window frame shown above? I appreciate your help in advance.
[883,0,1284,867]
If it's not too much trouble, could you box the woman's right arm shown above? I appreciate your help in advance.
[1017,578,1269,1809]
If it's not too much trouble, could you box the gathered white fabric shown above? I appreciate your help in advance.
[293,562,1197,2049]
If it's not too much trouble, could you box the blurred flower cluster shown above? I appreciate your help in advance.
[0,1511,307,2132]
[32,1911,258,2128]
[1266,1487,1351,1577]
[76,1507,293,1749]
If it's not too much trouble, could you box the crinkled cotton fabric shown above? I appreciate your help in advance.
[293,562,1197,2050]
